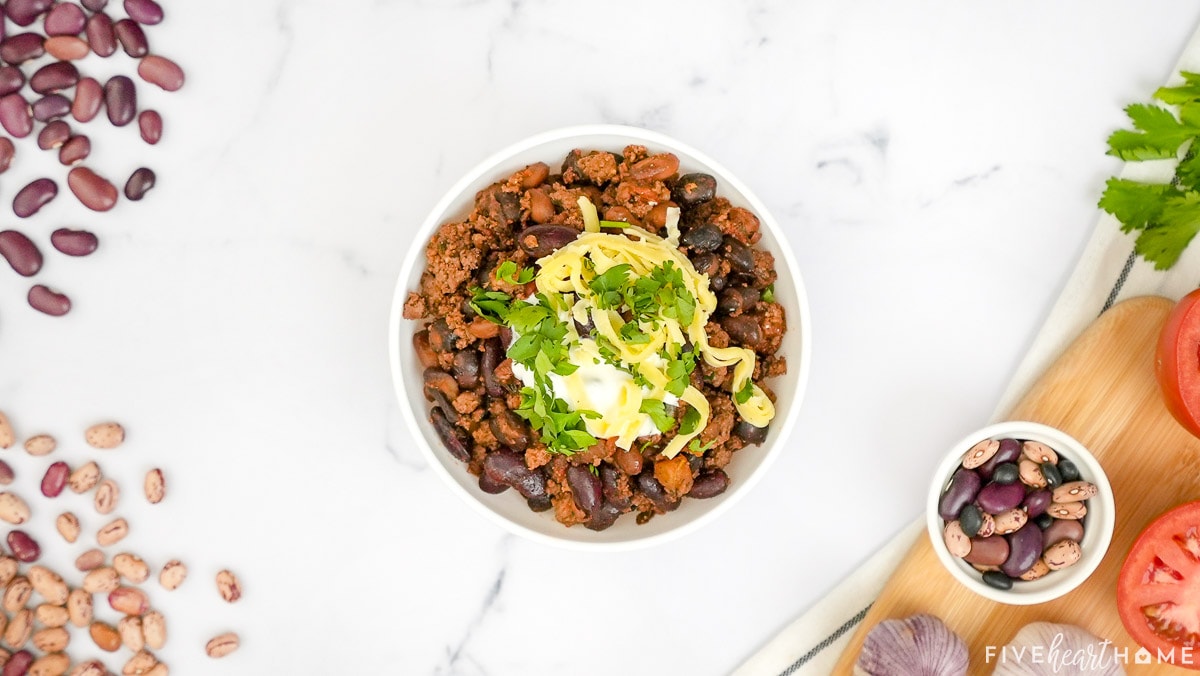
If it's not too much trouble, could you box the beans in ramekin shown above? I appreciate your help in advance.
[939,437,1095,589]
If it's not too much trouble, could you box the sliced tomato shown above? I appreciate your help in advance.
[1118,501,1200,668]
[1158,289,1200,438]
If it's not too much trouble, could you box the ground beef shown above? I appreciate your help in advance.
[406,146,789,530]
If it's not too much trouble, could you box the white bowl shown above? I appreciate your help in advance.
[925,421,1115,605]
[387,125,812,550]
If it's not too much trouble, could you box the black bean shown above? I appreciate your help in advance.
[567,464,603,516]
[671,173,717,206]
[1041,462,1063,488]
[680,223,723,252]
[733,420,768,444]
[991,463,1019,484]
[981,570,1013,590]
[724,236,755,273]
[1034,513,1054,529]
[958,504,984,537]
[977,438,1023,481]
[709,274,727,291]
[517,224,579,258]
[688,470,730,499]
[1057,458,1081,482]
[452,350,480,389]
[689,251,720,277]
[430,407,469,462]
[721,315,762,350]
[717,286,760,315]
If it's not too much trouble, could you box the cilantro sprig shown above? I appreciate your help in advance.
[1099,71,1200,269]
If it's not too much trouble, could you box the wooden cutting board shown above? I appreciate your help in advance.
[832,296,1200,674]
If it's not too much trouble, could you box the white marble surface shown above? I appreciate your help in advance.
[2,0,1200,674]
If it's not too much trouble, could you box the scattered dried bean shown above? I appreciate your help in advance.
[158,560,186,590]
[137,54,183,91]
[137,109,161,144]
[124,167,155,201]
[96,517,128,546]
[0,230,43,276]
[7,531,40,562]
[23,434,55,455]
[40,461,69,497]
[28,285,71,316]
[144,468,164,503]
[67,166,118,211]
[85,421,124,449]
[50,228,97,256]
[216,569,242,602]
[205,632,239,658]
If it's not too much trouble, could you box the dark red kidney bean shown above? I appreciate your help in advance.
[672,173,717,206]
[427,318,455,353]
[32,93,71,121]
[976,481,1026,513]
[0,94,32,138]
[3,650,33,676]
[599,464,631,509]
[0,67,25,97]
[964,536,1010,566]
[481,338,506,397]
[482,448,548,500]
[72,76,102,122]
[977,438,1023,481]
[613,446,643,476]
[138,109,161,144]
[413,330,438,369]
[7,529,40,562]
[30,60,79,94]
[1043,518,1085,546]
[724,236,755,273]
[452,350,480,389]
[733,420,768,444]
[58,134,89,165]
[680,223,723,252]
[720,314,762,349]
[36,119,70,149]
[67,166,117,211]
[123,0,162,24]
[44,2,86,35]
[13,178,58,218]
[1022,489,1053,518]
[527,495,552,512]
[422,367,458,402]
[0,33,46,63]
[718,286,760,315]
[488,410,530,451]
[567,464,603,515]
[40,461,69,497]
[28,284,70,315]
[937,467,981,521]
[103,75,135,126]
[636,471,679,512]
[86,12,116,57]
[6,0,52,26]
[113,18,147,57]
[585,502,622,531]
[517,224,579,258]
[478,472,508,494]
[1001,523,1044,577]
[0,460,12,484]
[82,0,107,10]
[137,54,183,91]
[0,138,14,174]
[50,227,97,256]
[688,469,730,499]
[0,230,42,276]
[430,407,469,462]
[123,166,154,200]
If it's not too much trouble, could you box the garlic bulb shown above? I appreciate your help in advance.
[993,622,1126,676]
[855,613,968,676]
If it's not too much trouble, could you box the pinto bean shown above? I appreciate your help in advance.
[527,189,554,224]
[629,153,679,181]
[517,224,579,258]
[612,446,644,476]
[644,201,677,230]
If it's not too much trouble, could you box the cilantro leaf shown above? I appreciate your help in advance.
[734,379,755,405]
[469,287,512,324]
[639,399,676,433]
[588,264,631,310]
[761,284,775,304]
[1137,192,1200,270]
[495,260,535,285]
[679,406,702,436]
[687,437,715,454]
[1106,104,1199,160]
[1098,178,1175,233]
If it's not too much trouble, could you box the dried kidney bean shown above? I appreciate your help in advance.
[124,167,155,201]
[67,166,117,211]
[86,13,117,57]
[114,19,148,57]
[138,109,162,144]
[30,61,79,94]
[50,228,98,256]
[13,178,58,218]
[0,33,45,64]
[32,94,70,122]
[0,230,42,276]
[0,94,33,138]
[44,3,87,36]
[0,67,25,97]
[137,54,183,91]
[124,0,163,25]
[28,285,70,316]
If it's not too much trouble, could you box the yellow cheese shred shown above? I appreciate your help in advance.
[534,198,775,457]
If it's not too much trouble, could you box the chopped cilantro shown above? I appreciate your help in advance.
[687,437,716,454]
[734,379,755,405]
[495,260,535,285]
[664,350,696,397]
[761,284,775,304]
[639,399,676,433]
[679,405,702,435]
[588,264,631,310]
[468,287,513,324]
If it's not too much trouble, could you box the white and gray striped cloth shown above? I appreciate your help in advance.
[735,22,1200,676]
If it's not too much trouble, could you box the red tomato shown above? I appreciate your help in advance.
[1117,501,1200,668]
[1157,289,1200,438]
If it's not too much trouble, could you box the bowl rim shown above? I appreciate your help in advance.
[925,420,1116,605]
[388,124,813,550]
